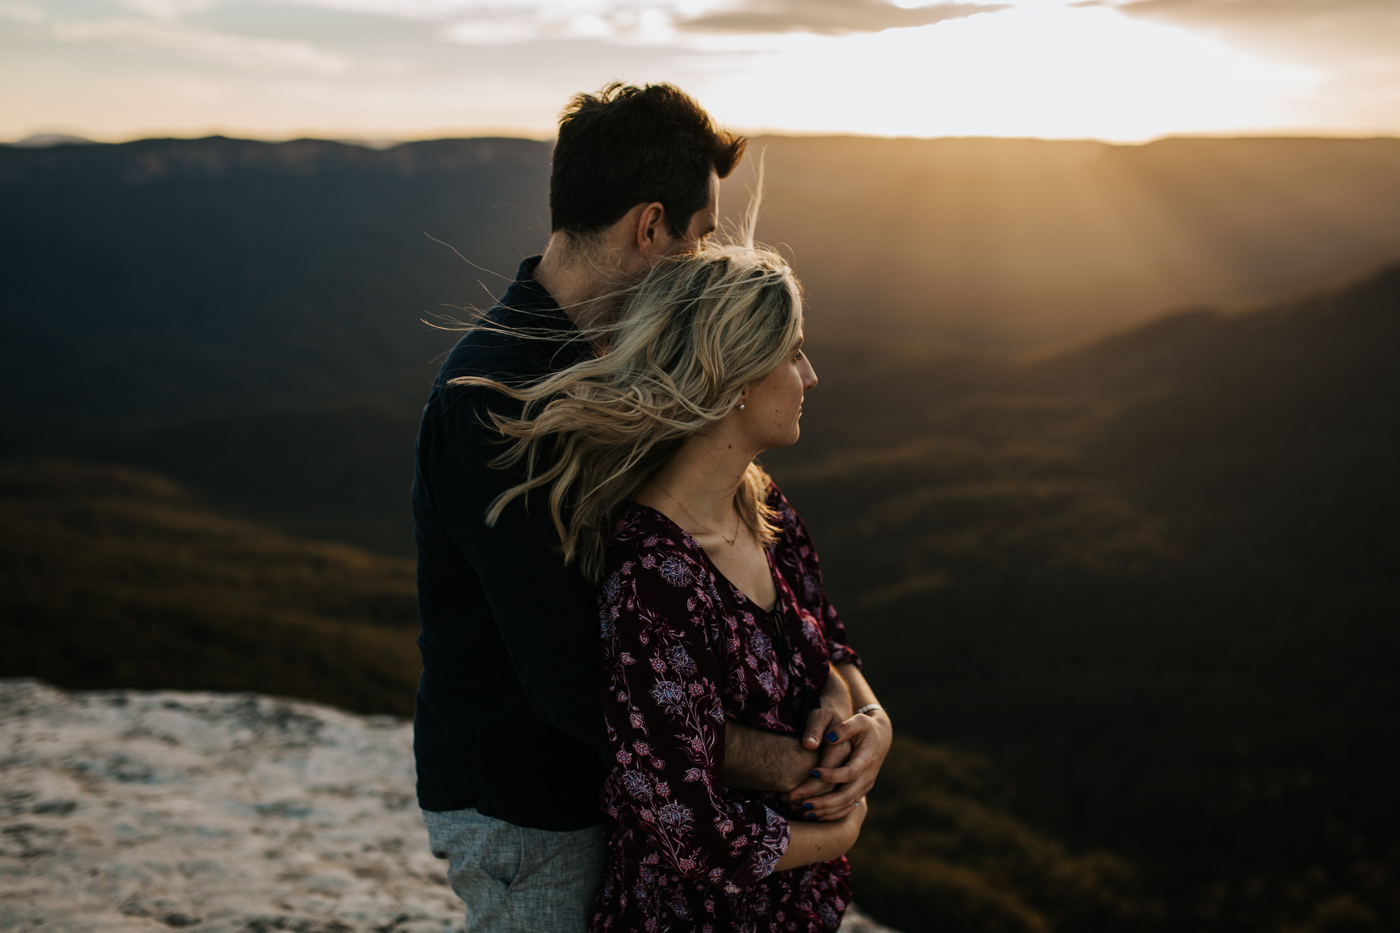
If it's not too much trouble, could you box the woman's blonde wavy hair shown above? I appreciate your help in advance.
[451,243,804,582]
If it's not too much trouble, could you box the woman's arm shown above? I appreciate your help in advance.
[773,797,866,872]
[600,541,793,891]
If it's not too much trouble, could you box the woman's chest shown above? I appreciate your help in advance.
[702,539,778,614]
[708,570,831,734]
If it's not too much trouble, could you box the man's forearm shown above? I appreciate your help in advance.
[720,665,853,793]
[721,721,819,793]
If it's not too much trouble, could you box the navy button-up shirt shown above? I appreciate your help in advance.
[412,256,609,830]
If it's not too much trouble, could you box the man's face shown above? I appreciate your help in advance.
[660,171,720,257]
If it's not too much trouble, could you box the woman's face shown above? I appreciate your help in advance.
[740,329,818,451]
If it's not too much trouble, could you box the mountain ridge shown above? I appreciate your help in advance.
[4,135,1399,932]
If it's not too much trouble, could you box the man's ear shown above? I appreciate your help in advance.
[634,202,672,259]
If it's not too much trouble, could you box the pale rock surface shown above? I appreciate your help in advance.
[0,681,894,933]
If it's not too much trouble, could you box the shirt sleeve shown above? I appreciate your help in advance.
[599,541,791,893]
[419,384,609,755]
[772,487,862,669]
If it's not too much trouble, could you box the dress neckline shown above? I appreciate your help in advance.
[626,501,782,614]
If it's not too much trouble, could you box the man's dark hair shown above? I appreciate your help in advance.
[550,83,747,239]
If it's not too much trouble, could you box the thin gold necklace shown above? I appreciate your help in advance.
[657,487,741,547]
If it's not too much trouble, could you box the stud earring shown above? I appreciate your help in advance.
[738,403,746,410]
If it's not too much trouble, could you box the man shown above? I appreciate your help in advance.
[412,83,891,933]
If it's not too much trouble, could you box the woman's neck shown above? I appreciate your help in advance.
[638,429,757,529]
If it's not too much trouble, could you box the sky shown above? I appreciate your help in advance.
[2,0,1398,143]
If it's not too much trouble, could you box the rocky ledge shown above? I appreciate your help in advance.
[0,680,891,933]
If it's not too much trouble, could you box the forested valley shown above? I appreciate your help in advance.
[3,135,1398,932]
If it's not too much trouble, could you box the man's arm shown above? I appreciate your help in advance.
[721,723,813,793]
[720,664,852,793]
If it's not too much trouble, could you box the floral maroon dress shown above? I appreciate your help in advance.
[591,484,861,933]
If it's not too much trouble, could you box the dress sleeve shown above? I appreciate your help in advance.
[771,486,862,668]
[599,540,791,893]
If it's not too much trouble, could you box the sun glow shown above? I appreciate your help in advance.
[698,2,1318,141]
[0,0,1359,143]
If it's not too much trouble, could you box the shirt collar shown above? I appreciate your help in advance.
[500,255,569,323]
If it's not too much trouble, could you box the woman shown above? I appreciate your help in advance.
[457,245,877,932]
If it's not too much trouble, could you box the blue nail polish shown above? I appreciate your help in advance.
[803,802,814,811]
[804,813,816,821]
[826,731,839,743]
[811,770,821,779]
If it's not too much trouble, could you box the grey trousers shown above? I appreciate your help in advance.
[423,808,606,933]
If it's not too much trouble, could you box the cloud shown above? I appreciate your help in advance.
[678,0,1009,35]
[259,0,661,28]
[120,0,219,22]
[1113,0,1400,130]
[434,3,703,46]
[1119,0,1391,21]
[261,0,490,20]
[51,18,351,74]
[170,0,1006,44]
[1116,0,1400,59]
[0,0,44,23]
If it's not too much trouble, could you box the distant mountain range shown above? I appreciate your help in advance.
[0,459,419,715]
[767,258,1400,933]
[6,135,1399,389]
[4,132,1399,552]
[3,134,1398,933]
[730,135,1400,349]
[7,134,98,148]
[1,135,551,434]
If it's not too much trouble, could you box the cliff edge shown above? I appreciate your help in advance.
[0,680,892,932]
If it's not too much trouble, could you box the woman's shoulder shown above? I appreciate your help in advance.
[600,504,720,620]
[764,481,827,586]
[604,503,710,578]
[764,481,809,545]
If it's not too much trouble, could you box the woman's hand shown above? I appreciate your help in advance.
[830,795,867,843]
[786,706,892,820]
[785,736,848,817]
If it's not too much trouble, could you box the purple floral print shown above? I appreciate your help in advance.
[591,485,860,933]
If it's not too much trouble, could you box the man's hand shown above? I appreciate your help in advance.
[775,664,853,806]
[786,662,892,820]
[782,734,848,817]
[721,661,891,812]
[800,664,853,752]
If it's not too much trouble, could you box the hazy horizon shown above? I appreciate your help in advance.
[5,70,1400,933]
[5,1,1399,145]
[11,127,1400,148]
